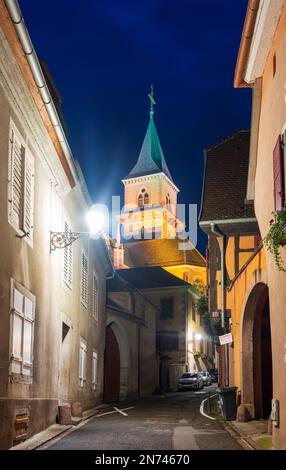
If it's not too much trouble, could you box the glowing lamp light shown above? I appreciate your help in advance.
[86,206,106,236]
[195,333,202,341]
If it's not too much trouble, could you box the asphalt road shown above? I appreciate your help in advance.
[41,385,242,450]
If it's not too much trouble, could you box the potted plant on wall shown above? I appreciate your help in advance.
[193,351,201,359]
[264,208,286,271]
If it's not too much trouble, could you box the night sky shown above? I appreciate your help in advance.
[20,0,251,252]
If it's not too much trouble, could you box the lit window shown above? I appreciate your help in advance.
[144,193,149,205]
[183,272,189,282]
[138,188,150,207]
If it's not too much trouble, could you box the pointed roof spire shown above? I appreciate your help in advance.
[124,86,174,182]
[148,84,156,118]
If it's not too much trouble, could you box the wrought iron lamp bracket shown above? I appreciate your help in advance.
[50,231,87,252]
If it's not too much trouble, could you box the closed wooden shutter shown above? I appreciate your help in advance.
[23,151,34,237]
[273,135,285,211]
[79,339,87,387]
[63,222,73,288]
[92,350,98,390]
[92,274,98,320]
[80,251,88,307]
[9,128,24,227]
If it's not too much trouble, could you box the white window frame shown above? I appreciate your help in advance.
[8,119,34,245]
[80,248,88,308]
[79,337,87,388]
[10,279,35,377]
[63,220,73,289]
[92,349,98,391]
[92,271,99,321]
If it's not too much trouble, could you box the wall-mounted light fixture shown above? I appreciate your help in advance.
[50,206,106,252]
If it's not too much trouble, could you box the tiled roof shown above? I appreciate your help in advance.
[123,238,205,268]
[108,266,192,291]
[124,115,173,181]
[199,130,255,222]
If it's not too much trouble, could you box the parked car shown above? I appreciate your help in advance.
[199,371,212,386]
[209,369,218,383]
[178,372,204,390]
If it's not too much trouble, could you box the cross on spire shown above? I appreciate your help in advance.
[148,85,156,117]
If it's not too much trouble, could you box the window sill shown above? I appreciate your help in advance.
[9,373,32,384]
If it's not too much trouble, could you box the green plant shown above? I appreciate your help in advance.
[264,209,286,271]
[193,351,201,358]
[196,296,208,316]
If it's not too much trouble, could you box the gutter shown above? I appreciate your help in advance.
[5,0,78,188]
[234,0,260,88]
[211,223,229,387]
[210,224,225,330]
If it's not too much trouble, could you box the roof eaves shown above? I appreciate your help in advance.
[234,0,261,88]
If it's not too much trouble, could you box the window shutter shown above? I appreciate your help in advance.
[80,251,88,307]
[23,151,34,237]
[11,284,35,376]
[92,351,98,389]
[63,222,73,288]
[273,135,284,211]
[92,274,98,320]
[9,129,24,227]
[79,345,83,386]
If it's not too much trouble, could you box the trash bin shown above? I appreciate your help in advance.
[216,387,238,421]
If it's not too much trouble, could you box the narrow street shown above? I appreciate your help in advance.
[41,386,242,451]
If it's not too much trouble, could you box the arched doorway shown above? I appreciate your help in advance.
[104,318,130,402]
[104,325,120,402]
[241,282,273,420]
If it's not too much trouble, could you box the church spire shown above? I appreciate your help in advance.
[148,85,156,118]
[123,87,174,182]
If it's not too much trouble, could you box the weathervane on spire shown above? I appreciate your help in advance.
[148,84,156,117]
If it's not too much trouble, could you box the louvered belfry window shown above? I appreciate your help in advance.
[63,222,73,289]
[273,135,285,211]
[80,250,88,307]
[8,121,34,240]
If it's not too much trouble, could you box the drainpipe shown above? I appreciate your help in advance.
[5,0,78,185]
[210,223,229,386]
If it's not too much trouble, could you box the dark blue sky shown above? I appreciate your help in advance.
[20,0,251,252]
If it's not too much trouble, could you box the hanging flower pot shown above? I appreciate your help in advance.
[264,209,286,271]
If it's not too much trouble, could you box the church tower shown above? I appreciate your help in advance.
[121,87,183,241]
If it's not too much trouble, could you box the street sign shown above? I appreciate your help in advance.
[219,333,233,345]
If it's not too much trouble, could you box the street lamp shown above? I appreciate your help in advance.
[50,205,107,252]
